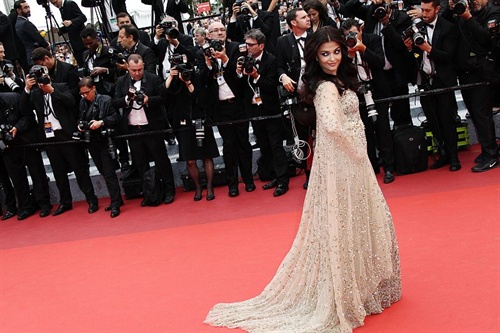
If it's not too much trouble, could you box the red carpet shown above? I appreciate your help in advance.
[1,145,499,332]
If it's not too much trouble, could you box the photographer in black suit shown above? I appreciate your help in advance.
[344,0,418,129]
[198,21,255,198]
[238,29,289,196]
[112,54,176,205]
[117,25,157,75]
[49,0,87,67]
[80,27,116,97]
[341,18,396,183]
[78,77,123,217]
[21,67,98,216]
[0,92,52,220]
[443,0,500,172]
[0,43,23,94]
[228,0,275,52]
[404,0,461,171]
[31,47,80,100]
[275,8,312,189]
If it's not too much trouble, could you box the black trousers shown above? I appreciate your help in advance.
[45,131,97,206]
[386,69,413,127]
[459,71,498,159]
[3,146,51,212]
[419,77,459,162]
[88,141,123,208]
[0,154,17,212]
[252,117,289,186]
[127,125,176,197]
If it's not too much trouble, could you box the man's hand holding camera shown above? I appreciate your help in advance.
[126,87,148,106]
[346,29,367,58]
[81,120,104,131]
[236,58,259,79]
[90,67,108,77]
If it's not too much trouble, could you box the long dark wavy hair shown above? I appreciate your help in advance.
[300,26,359,105]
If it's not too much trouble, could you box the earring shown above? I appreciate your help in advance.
[315,57,318,61]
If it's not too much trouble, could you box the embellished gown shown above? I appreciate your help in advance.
[205,81,402,332]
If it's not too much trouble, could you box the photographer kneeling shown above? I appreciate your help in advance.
[78,77,123,218]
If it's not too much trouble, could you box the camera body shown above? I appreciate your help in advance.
[27,65,51,84]
[0,64,21,92]
[401,23,425,46]
[168,54,193,81]
[238,54,256,73]
[108,47,127,64]
[202,40,224,58]
[373,1,399,19]
[159,21,180,39]
[345,31,358,48]
[193,118,204,147]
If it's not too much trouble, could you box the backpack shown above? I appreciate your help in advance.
[142,167,164,206]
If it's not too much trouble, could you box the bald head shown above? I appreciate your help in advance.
[208,22,227,41]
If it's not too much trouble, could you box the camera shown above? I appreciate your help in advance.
[0,64,21,92]
[239,43,248,56]
[358,83,378,123]
[27,65,51,84]
[453,0,469,15]
[135,89,144,106]
[101,128,117,160]
[373,1,399,19]
[72,120,91,142]
[488,19,500,37]
[277,85,298,116]
[345,31,358,48]
[159,21,179,39]
[237,54,256,73]
[209,39,224,52]
[169,54,193,81]
[193,118,204,147]
[401,23,425,45]
[169,54,187,66]
[108,47,127,64]
[0,124,14,142]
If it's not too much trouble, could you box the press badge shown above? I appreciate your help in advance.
[216,73,226,86]
[44,122,54,138]
[253,87,263,106]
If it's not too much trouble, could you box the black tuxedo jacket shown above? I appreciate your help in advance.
[412,17,458,87]
[127,42,158,74]
[82,44,116,95]
[360,33,391,97]
[276,32,309,83]
[49,60,80,99]
[112,71,167,133]
[150,33,196,78]
[199,41,245,121]
[110,30,151,50]
[58,0,87,53]
[15,16,49,65]
[21,83,77,139]
[0,92,37,144]
[0,11,19,61]
[344,0,417,85]
[165,0,189,34]
[227,10,275,44]
[240,51,280,117]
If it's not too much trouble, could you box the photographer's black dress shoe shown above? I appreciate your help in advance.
[88,202,99,214]
[39,207,52,218]
[1,210,17,221]
[17,210,35,221]
[228,188,239,197]
[164,195,175,204]
[273,184,288,197]
[110,207,120,218]
[262,179,278,190]
[383,171,395,184]
[245,183,256,192]
[52,204,73,216]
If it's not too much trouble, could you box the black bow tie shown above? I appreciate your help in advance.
[424,23,434,29]
[296,37,306,42]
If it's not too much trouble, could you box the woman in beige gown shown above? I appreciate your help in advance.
[205,26,401,332]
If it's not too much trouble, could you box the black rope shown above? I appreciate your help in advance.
[3,81,488,150]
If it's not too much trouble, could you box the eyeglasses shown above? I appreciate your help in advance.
[245,42,259,47]
[209,28,226,33]
[80,89,93,96]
